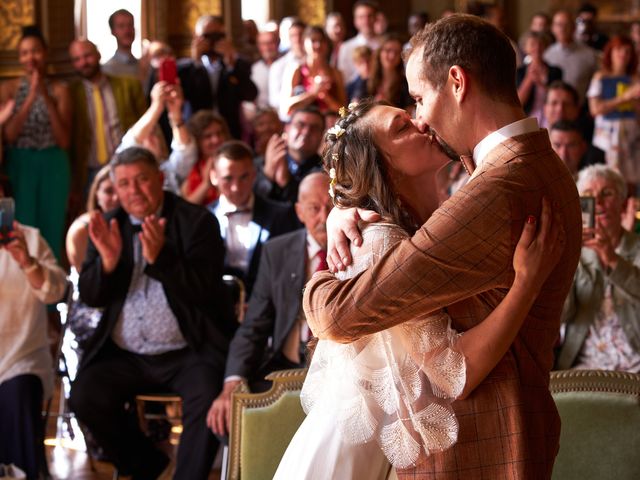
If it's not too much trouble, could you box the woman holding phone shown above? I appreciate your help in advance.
[0,174,67,479]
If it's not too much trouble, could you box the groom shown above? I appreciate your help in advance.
[304,15,582,478]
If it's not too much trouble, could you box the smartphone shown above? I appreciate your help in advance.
[580,196,595,229]
[159,57,177,85]
[0,197,15,244]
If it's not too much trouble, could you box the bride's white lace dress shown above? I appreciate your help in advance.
[273,223,466,479]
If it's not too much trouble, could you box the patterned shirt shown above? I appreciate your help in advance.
[575,283,640,372]
[12,77,56,149]
[111,216,188,355]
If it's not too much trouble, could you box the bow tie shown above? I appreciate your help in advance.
[225,208,251,216]
[459,155,476,176]
[131,224,142,233]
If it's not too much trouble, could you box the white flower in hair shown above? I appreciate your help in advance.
[329,168,337,198]
[327,124,345,138]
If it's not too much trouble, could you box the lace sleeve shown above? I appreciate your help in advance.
[301,223,466,468]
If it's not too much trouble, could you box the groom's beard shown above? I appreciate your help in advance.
[429,128,460,161]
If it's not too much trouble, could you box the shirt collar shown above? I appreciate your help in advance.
[471,117,539,180]
[83,74,109,89]
[129,202,164,226]
[217,194,254,215]
[306,231,323,260]
[113,50,137,64]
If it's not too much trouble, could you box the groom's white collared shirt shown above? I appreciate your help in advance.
[470,117,539,182]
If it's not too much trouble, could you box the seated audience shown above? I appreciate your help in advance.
[549,120,604,178]
[69,147,235,479]
[207,172,331,436]
[117,80,196,195]
[255,106,324,204]
[181,110,231,205]
[0,26,71,261]
[346,45,372,104]
[557,165,640,372]
[0,175,67,479]
[66,165,119,272]
[587,35,640,189]
[368,34,413,110]
[208,141,299,297]
[284,25,346,115]
[516,31,562,124]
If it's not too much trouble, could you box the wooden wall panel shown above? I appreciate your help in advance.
[0,0,74,78]
[167,0,222,57]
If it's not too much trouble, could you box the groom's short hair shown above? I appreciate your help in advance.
[407,14,519,105]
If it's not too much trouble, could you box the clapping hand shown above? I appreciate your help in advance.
[88,210,122,274]
[264,133,290,187]
[0,98,15,125]
[140,214,166,264]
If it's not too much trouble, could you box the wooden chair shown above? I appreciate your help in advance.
[225,368,307,480]
[134,275,246,442]
[550,369,640,480]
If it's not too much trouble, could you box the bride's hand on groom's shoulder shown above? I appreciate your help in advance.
[326,207,380,272]
[513,197,565,294]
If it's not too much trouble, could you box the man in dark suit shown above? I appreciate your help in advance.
[206,172,331,437]
[208,141,298,297]
[69,147,235,480]
[179,15,257,139]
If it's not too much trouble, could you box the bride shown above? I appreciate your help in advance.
[273,100,563,479]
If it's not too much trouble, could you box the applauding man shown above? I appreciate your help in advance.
[70,147,236,479]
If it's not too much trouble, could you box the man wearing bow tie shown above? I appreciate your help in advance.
[70,146,236,479]
[207,172,331,437]
[207,141,299,298]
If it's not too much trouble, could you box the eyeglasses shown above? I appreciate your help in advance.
[291,121,324,133]
[581,187,619,201]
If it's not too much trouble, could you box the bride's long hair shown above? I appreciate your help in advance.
[324,99,419,233]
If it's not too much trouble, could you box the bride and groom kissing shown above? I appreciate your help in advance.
[277,14,583,480]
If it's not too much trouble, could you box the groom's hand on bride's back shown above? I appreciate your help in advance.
[327,207,381,271]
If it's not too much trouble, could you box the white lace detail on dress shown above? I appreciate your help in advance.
[300,223,466,469]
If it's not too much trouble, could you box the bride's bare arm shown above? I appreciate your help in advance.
[454,198,564,398]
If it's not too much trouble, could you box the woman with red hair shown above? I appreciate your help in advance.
[588,35,640,188]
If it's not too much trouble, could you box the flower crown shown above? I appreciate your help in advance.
[327,103,358,201]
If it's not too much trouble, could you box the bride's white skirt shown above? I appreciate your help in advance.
[273,405,391,480]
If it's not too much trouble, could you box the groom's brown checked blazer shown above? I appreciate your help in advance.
[304,129,582,479]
